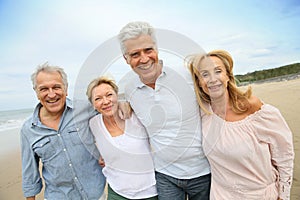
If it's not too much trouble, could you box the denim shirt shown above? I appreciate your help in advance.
[20,98,106,200]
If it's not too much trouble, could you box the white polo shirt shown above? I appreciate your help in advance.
[121,64,210,179]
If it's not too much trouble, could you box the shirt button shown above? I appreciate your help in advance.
[57,134,61,136]
[69,163,72,167]
[63,149,66,151]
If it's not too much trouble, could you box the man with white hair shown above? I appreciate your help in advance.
[118,21,211,200]
[20,63,106,200]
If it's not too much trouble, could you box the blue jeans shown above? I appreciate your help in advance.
[155,172,211,200]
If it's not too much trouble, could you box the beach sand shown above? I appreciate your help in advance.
[0,128,45,200]
[0,78,299,199]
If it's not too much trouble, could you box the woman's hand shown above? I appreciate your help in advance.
[98,157,105,167]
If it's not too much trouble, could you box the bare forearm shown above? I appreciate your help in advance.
[26,196,35,200]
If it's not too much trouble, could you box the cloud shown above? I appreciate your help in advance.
[1,0,300,110]
[249,49,273,58]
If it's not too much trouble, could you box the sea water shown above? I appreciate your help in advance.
[0,108,33,132]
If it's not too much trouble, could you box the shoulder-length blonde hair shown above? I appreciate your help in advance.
[187,50,252,114]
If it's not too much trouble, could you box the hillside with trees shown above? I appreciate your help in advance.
[235,63,300,86]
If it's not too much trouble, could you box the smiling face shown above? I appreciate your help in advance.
[124,34,162,87]
[91,83,118,118]
[36,71,67,116]
[198,56,229,101]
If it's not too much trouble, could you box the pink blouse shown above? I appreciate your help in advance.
[202,104,294,200]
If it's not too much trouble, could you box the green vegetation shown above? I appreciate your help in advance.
[235,63,300,84]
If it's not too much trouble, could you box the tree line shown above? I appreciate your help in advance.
[235,63,300,85]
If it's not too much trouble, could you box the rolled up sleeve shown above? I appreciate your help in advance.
[20,126,43,197]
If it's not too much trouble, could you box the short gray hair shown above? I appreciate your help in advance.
[118,21,157,54]
[31,62,68,91]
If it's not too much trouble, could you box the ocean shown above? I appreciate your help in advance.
[0,108,33,132]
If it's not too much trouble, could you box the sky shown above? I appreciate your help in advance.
[0,0,299,111]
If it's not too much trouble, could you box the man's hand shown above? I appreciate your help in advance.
[118,101,132,119]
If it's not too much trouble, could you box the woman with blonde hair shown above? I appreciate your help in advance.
[86,76,158,200]
[187,50,294,200]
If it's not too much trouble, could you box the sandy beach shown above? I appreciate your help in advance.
[0,78,299,200]
[0,128,45,200]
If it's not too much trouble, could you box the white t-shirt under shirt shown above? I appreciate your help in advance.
[89,113,157,199]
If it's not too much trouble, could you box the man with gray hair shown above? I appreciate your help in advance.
[20,63,106,200]
[118,21,211,200]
